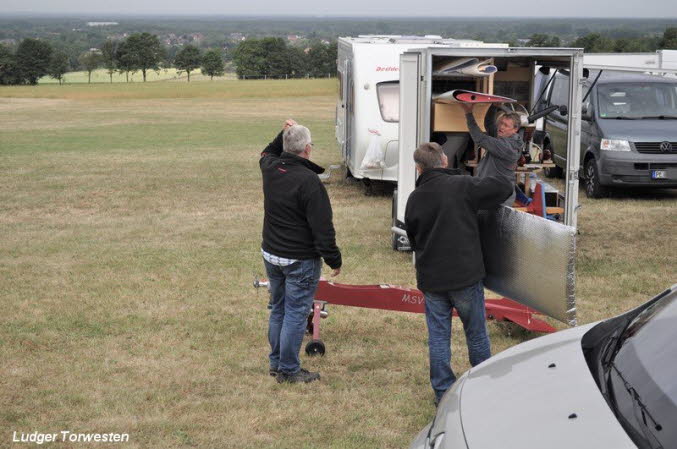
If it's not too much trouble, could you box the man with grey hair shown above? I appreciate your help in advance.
[405,142,511,405]
[259,119,342,384]
[461,103,522,206]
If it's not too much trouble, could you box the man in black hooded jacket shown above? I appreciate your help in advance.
[259,119,342,384]
[404,142,511,404]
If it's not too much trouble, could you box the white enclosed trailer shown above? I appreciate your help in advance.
[394,47,585,325]
[583,49,677,75]
[336,36,508,182]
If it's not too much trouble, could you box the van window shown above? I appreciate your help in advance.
[550,75,570,110]
[377,81,399,123]
[597,83,677,119]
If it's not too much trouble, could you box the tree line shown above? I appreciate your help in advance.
[524,27,677,52]
[232,37,337,79]
[0,32,226,85]
[3,28,675,85]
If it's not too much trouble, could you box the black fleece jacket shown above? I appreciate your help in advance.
[259,131,342,269]
[404,168,511,292]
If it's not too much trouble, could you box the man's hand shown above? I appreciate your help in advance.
[460,103,474,114]
[283,119,297,130]
[330,268,341,277]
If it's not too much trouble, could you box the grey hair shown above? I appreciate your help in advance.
[413,142,445,171]
[497,112,521,130]
[283,125,311,155]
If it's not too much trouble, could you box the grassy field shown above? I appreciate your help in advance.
[1,78,675,449]
[38,68,236,85]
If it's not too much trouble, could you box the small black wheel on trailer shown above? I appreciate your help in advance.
[305,340,326,356]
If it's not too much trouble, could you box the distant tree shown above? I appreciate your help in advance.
[115,40,135,82]
[123,32,165,82]
[233,38,292,79]
[174,45,202,82]
[0,44,19,85]
[232,39,267,78]
[101,40,118,83]
[15,38,53,85]
[79,50,102,84]
[48,50,69,85]
[659,27,677,49]
[305,41,337,77]
[571,33,614,52]
[526,34,560,48]
[201,48,225,80]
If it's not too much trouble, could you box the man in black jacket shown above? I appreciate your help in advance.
[404,142,511,404]
[260,119,342,384]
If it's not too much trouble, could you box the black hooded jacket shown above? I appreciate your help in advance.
[404,168,511,292]
[259,131,342,269]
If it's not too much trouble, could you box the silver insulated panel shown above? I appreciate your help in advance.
[479,207,576,325]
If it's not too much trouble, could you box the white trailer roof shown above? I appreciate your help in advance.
[341,35,508,48]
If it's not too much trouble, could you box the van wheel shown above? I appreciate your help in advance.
[584,158,608,199]
[543,143,564,178]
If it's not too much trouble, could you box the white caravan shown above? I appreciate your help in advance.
[335,36,508,183]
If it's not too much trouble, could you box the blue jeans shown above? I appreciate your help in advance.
[423,281,491,401]
[264,257,321,375]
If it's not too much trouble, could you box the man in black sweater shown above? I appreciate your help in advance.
[260,119,342,384]
[404,142,511,404]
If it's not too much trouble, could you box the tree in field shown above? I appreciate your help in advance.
[15,38,53,85]
[233,38,268,78]
[305,41,338,77]
[0,44,20,85]
[200,48,225,80]
[48,50,69,85]
[124,33,165,82]
[101,40,118,83]
[79,50,102,84]
[174,45,202,82]
[660,28,677,49]
[115,40,135,82]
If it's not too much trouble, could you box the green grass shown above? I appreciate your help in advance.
[1,78,676,448]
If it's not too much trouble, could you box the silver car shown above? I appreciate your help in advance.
[410,284,677,449]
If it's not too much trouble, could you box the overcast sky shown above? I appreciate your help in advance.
[2,0,677,17]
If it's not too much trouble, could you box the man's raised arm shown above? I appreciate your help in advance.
[461,104,517,162]
[260,119,297,158]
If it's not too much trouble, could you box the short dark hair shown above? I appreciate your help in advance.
[498,112,521,130]
[413,142,445,171]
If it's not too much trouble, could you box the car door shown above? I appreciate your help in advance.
[546,73,570,168]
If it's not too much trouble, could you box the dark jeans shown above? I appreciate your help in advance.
[264,257,321,374]
[423,281,491,401]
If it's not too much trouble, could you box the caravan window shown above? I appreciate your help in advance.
[377,81,399,123]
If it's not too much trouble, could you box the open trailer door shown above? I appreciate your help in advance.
[395,47,584,326]
[395,51,423,231]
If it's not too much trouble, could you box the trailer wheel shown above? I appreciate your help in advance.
[305,340,326,356]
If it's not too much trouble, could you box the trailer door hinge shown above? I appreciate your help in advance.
[420,75,424,82]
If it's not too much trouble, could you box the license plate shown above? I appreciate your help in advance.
[652,170,666,179]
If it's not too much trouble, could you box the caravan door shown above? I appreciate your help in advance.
[336,59,349,161]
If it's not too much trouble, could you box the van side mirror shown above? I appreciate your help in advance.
[559,105,568,116]
[581,103,593,121]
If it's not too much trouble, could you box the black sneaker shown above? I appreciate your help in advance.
[276,368,320,384]
[269,368,279,377]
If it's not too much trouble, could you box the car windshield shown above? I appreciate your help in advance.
[606,290,677,449]
[597,83,677,119]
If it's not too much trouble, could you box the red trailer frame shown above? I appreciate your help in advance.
[255,279,556,356]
